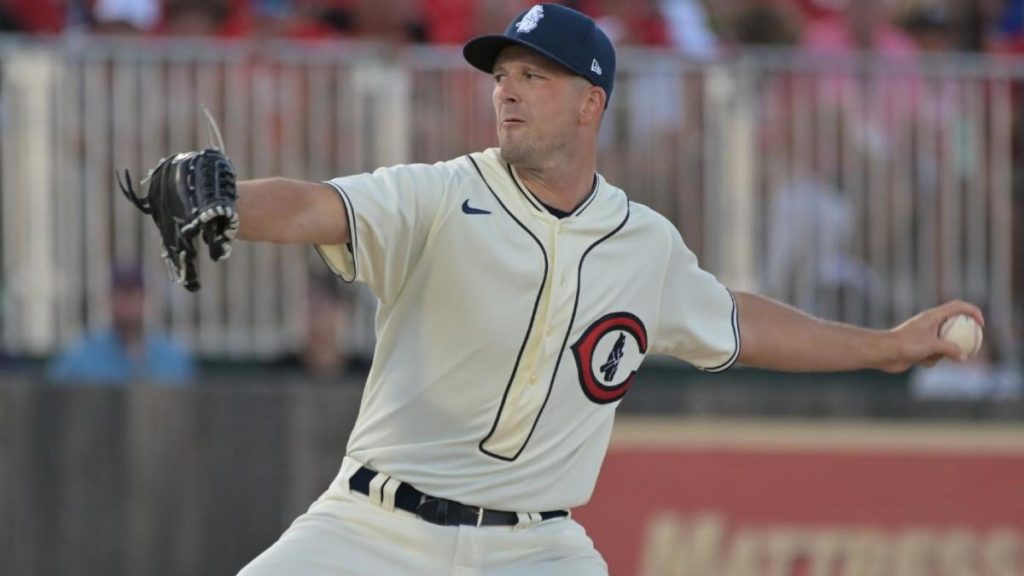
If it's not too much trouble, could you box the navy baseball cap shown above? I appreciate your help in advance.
[463,3,616,104]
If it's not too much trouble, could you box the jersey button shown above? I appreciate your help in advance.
[529,374,538,384]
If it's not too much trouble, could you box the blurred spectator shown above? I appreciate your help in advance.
[469,0,532,45]
[911,357,1024,400]
[981,0,1024,53]
[421,0,483,44]
[753,0,920,322]
[792,0,843,23]
[659,0,718,57]
[91,0,159,33]
[276,274,353,383]
[300,276,351,381]
[0,0,24,31]
[901,3,954,53]
[799,0,922,152]
[255,0,427,42]
[47,266,196,386]
[995,0,1024,37]
[731,1,800,45]
[342,0,425,42]
[7,0,66,33]
[593,0,686,190]
[764,172,878,319]
[802,0,918,56]
[161,0,230,35]
[592,0,669,47]
[221,0,339,39]
[911,325,1023,400]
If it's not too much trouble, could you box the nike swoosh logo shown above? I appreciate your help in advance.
[461,199,491,215]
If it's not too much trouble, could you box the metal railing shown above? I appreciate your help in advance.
[0,37,1018,360]
[734,51,1019,361]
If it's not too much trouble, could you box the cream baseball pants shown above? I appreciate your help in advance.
[238,458,609,576]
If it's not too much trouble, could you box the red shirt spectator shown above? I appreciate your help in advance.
[803,15,918,57]
[9,0,69,32]
[591,0,670,47]
[799,0,922,157]
[419,0,474,44]
[792,0,843,22]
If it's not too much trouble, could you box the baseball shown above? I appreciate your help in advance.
[938,314,983,359]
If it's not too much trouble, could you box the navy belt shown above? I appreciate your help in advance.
[348,465,568,527]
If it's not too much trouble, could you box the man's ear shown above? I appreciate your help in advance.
[580,85,606,124]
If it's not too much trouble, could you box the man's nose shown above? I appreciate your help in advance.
[496,81,520,103]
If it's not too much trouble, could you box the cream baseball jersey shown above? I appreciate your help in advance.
[316,148,738,512]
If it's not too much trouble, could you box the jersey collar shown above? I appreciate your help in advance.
[469,149,627,236]
[506,162,600,220]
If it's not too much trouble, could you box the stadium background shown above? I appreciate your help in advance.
[0,0,1022,574]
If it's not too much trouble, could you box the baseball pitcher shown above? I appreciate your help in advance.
[121,4,984,575]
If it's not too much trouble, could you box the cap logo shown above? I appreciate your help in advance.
[515,5,544,34]
[591,59,602,75]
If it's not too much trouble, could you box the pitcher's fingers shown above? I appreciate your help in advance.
[937,338,968,363]
[934,299,985,327]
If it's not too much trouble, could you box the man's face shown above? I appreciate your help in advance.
[491,45,590,167]
[112,285,145,337]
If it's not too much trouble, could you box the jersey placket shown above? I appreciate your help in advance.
[542,221,577,357]
[531,220,574,373]
[479,218,576,460]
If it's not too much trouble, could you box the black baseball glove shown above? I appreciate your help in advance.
[117,149,239,292]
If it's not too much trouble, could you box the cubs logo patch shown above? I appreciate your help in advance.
[516,5,544,34]
[571,312,648,404]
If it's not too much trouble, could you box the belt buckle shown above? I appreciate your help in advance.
[416,497,453,526]
[416,497,487,527]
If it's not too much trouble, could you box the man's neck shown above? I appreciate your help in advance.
[513,154,596,213]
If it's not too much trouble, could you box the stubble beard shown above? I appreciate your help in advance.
[498,128,574,170]
[498,137,537,167]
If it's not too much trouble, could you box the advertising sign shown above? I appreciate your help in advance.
[575,419,1024,576]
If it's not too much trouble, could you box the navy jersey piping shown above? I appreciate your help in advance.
[574,175,600,216]
[505,163,600,218]
[509,201,632,461]
[505,162,543,212]
[466,155,551,462]
[315,180,358,284]
[703,289,740,372]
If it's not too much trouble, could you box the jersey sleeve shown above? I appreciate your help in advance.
[650,223,740,371]
[316,163,449,305]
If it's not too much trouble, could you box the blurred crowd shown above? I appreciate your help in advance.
[0,0,1023,56]
[7,0,1019,399]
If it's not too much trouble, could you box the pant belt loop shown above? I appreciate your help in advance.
[513,512,531,530]
[380,477,399,512]
[368,473,389,508]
